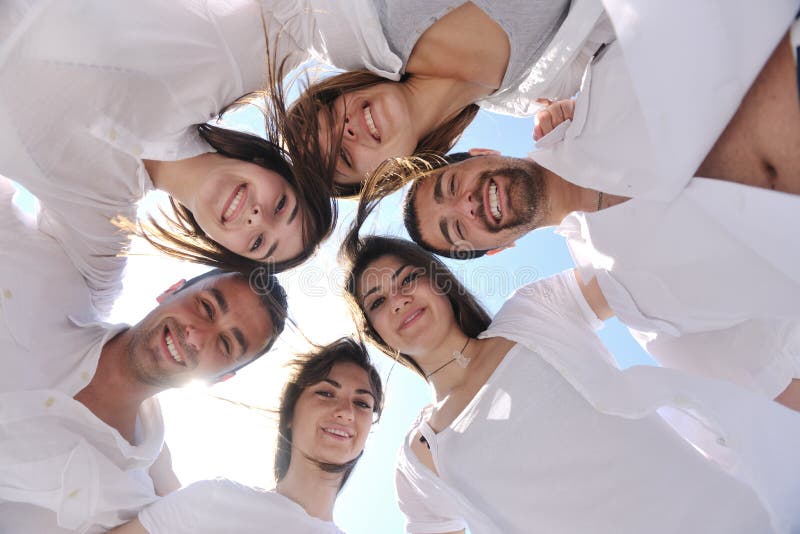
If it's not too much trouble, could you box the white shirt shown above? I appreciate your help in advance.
[0,0,401,315]
[0,178,165,533]
[396,272,800,533]
[556,178,800,396]
[532,0,800,199]
[138,479,345,534]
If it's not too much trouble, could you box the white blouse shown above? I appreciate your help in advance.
[557,178,800,396]
[138,479,345,534]
[395,272,800,533]
[532,0,798,200]
[0,0,400,315]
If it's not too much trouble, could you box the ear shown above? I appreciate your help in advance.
[156,279,187,304]
[468,147,501,157]
[213,371,236,384]
[485,242,515,256]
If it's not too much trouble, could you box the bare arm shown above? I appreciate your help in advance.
[149,442,181,496]
[108,519,148,534]
[573,269,613,321]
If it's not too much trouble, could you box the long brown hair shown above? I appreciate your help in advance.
[137,24,339,273]
[287,70,479,198]
[341,234,491,379]
[274,338,383,489]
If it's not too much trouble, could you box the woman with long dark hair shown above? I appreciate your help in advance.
[109,337,383,533]
[342,234,800,533]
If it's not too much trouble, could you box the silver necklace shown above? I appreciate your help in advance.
[425,338,472,380]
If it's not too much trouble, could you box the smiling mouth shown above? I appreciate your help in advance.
[399,308,425,330]
[323,427,353,439]
[221,184,247,223]
[164,327,186,366]
[488,181,502,223]
[363,103,381,142]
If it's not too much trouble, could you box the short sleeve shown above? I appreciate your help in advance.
[395,468,467,534]
[138,480,227,533]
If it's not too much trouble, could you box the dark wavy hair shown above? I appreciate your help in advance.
[136,24,338,273]
[274,337,383,489]
[286,69,479,198]
[341,233,491,379]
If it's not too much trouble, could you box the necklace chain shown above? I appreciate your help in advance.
[596,191,604,211]
[425,338,471,380]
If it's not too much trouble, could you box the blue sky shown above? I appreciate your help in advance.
[10,98,654,534]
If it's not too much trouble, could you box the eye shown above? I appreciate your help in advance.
[250,234,263,252]
[315,389,334,399]
[449,174,456,196]
[274,194,286,215]
[367,296,385,312]
[401,269,421,285]
[219,335,232,357]
[340,148,352,168]
[455,221,464,241]
[200,299,214,319]
[355,399,373,410]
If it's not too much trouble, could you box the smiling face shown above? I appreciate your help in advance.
[411,155,547,254]
[125,273,273,388]
[289,362,376,467]
[318,82,417,186]
[357,255,456,358]
[190,156,306,263]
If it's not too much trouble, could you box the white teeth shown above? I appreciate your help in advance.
[363,106,380,139]
[223,187,244,221]
[324,427,350,438]
[165,332,183,364]
[489,183,501,221]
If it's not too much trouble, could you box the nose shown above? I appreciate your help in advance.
[334,397,355,422]
[246,205,263,226]
[343,114,356,140]
[183,323,207,354]
[455,191,478,219]
[391,293,412,314]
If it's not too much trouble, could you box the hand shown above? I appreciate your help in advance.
[533,98,576,141]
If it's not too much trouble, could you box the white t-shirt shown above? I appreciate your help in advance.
[138,479,345,534]
[395,272,800,533]
[532,0,797,200]
[556,177,800,396]
[0,178,166,533]
[0,0,401,315]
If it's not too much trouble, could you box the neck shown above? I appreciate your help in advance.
[73,329,161,444]
[418,329,478,401]
[276,459,341,522]
[541,169,604,224]
[143,153,216,211]
[400,75,487,146]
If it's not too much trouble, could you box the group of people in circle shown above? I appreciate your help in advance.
[2,1,800,533]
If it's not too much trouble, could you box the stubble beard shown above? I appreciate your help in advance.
[125,323,180,389]
[475,161,546,236]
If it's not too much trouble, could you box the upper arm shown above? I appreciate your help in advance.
[108,518,148,534]
[149,442,181,496]
[572,269,613,321]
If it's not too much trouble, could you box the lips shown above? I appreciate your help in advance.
[221,184,247,223]
[399,307,425,331]
[361,103,381,142]
[162,326,186,367]
[484,178,503,226]
[322,426,353,440]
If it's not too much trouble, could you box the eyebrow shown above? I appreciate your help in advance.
[287,201,299,225]
[439,219,454,247]
[323,378,377,401]
[432,172,445,204]
[361,263,409,302]
[260,242,278,262]
[211,287,249,358]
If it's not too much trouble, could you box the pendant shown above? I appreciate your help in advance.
[452,350,471,368]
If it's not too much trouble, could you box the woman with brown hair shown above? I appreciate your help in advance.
[289,0,613,196]
[0,0,401,314]
[110,337,383,534]
[342,234,800,533]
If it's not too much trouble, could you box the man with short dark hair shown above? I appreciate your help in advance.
[0,177,287,532]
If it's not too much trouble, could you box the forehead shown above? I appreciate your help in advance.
[327,361,373,392]
[357,255,407,296]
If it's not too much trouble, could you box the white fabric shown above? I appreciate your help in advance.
[138,479,345,534]
[396,272,800,533]
[557,177,800,395]
[0,177,165,533]
[533,0,800,200]
[0,0,400,315]
[477,0,615,117]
